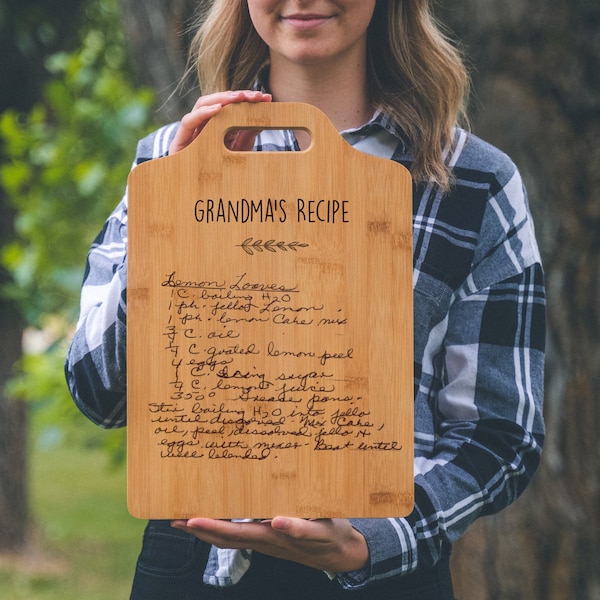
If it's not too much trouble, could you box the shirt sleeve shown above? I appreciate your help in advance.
[64,194,129,427]
[338,158,546,588]
[65,123,179,428]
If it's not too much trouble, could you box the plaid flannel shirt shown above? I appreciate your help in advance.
[65,111,545,589]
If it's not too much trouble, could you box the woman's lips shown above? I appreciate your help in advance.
[282,14,333,30]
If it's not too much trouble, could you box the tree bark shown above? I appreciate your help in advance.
[437,1,600,598]
[119,0,201,122]
[0,211,27,553]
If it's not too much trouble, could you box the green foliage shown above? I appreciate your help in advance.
[7,329,126,464]
[0,0,157,458]
[0,0,156,323]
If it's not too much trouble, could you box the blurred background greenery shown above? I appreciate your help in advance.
[0,0,155,596]
[1,0,599,598]
[0,433,145,598]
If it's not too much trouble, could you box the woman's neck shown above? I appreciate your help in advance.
[267,57,372,134]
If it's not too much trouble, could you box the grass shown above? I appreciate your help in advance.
[0,426,146,600]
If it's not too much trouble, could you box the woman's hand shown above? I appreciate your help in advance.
[168,90,272,155]
[171,516,369,574]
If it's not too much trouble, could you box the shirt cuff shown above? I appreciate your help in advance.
[335,518,418,590]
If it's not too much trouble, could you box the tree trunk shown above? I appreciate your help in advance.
[437,1,600,598]
[0,208,27,553]
[119,0,201,122]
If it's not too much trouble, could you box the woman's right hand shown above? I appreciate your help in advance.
[168,90,272,155]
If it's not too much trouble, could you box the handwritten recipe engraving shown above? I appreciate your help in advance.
[154,270,403,462]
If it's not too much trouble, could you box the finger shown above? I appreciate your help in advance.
[270,517,333,541]
[224,128,262,151]
[186,91,271,132]
[182,518,274,547]
[169,103,223,154]
[192,90,272,111]
[171,520,188,529]
[169,91,272,155]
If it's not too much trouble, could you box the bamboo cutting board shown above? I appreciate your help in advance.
[127,102,413,519]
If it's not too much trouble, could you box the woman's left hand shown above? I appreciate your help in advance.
[171,516,369,574]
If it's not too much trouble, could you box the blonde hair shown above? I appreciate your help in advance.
[188,0,470,189]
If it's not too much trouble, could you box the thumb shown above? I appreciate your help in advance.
[270,517,327,539]
[224,128,259,151]
[270,516,294,533]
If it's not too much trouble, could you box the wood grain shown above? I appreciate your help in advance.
[127,102,413,519]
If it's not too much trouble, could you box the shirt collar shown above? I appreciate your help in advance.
[340,111,408,153]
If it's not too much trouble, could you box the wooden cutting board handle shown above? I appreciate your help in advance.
[193,101,342,154]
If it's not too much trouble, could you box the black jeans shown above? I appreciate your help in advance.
[130,520,456,600]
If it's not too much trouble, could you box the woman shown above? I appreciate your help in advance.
[65,1,546,598]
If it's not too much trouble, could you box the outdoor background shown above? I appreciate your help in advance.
[0,0,598,598]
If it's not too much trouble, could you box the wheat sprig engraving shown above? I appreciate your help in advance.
[238,238,309,256]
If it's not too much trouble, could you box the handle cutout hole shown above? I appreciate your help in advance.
[224,127,312,152]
